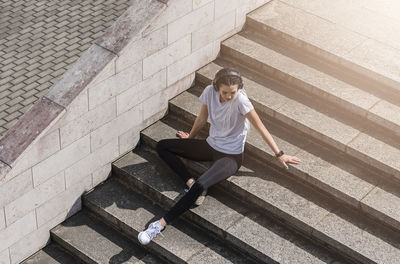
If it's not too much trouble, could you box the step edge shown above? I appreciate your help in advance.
[245,14,400,97]
[220,35,400,137]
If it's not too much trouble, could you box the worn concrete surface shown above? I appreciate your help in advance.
[21,243,81,264]
[249,0,400,87]
[84,177,254,264]
[51,210,150,263]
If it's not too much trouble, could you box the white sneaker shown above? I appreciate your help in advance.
[138,220,164,245]
[195,189,207,206]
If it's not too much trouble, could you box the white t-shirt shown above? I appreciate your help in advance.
[199,84,254,154]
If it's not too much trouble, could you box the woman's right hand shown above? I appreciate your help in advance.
[176,131,190,139]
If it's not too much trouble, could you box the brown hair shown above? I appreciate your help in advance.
[212,68,243,91]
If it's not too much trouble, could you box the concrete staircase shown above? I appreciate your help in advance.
[24,1,400,263]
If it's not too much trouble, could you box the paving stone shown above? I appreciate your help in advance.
[21,96,38,107]
[24,75,41,85]
[4,111,21,122]
[4,118,18,130]
[5,104,23,116]
[0,0,137,135]
[6,96,23,107]
[0,107,8,118]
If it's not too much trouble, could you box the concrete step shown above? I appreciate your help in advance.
[139,118,400,264]
[245,0,400,103]
[195,62,400,184]
[113,145,346,264]
[166,88,400,234]
[82,177,255,264]
[50,210,162,264]
[21,243,81,264]
[220,33,400,137]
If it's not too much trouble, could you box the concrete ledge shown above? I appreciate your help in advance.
[0,162,11,184]
[95,0,166,54]
[45,45,116,108]
[0,97,64,169]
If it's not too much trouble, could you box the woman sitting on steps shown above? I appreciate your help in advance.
[138,68,300,245]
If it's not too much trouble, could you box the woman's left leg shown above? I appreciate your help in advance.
[138,155,242,245]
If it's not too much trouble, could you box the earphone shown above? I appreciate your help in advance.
[212,68,244,90]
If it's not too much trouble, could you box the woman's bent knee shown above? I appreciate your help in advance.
[156,139,168,154]
[189,181,205,196]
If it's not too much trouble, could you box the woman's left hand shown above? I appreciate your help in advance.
[176,131,190,139]
[278,154,300,170]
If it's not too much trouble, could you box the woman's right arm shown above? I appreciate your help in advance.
[188,104,208,139]
[177,104,208,139]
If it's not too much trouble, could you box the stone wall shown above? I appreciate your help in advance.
[0,0,270,263]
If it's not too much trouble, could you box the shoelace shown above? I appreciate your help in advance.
[146,222,164,239]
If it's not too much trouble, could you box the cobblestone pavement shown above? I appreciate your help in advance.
[0,0,135,138]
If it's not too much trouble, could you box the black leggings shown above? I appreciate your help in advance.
[156,138,243,224]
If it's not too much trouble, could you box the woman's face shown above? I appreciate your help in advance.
[219,84,239,102]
